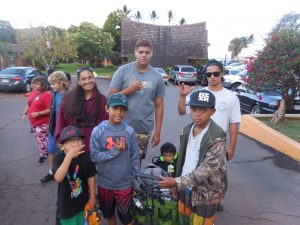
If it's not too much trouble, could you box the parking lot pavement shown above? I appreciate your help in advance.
[1,79,300,225]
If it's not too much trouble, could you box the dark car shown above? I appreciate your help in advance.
[234,84,300,114]
[196,64,207,85]
[0,67,47,92]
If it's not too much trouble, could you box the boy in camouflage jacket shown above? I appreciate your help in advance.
[158,89,227,225]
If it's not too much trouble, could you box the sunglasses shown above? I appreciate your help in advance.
[76,67,93,75]
[204,71,222,78]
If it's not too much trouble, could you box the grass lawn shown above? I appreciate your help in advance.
[257,117,300,142]
[55,63,117,77]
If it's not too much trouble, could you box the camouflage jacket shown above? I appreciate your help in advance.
[175,119,227,207]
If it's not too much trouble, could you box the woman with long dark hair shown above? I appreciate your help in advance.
[55,67,108,153]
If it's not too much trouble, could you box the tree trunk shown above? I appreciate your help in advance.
[270,99,286,125]
[0,55,3,69]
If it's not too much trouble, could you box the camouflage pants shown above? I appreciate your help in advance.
[136,132,151,160]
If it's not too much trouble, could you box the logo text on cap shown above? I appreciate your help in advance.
[198,93,209,102]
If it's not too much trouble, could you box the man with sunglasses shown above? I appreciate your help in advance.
[178,59,241,161]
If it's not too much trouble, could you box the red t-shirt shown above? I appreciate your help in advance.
[27,90,52,126]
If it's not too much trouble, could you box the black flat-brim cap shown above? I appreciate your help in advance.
[186,89,215,108]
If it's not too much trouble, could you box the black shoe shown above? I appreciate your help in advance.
[37,156,47,165]
[216,203,224,211]
[39,173,54,183]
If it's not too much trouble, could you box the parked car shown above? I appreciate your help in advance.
[224,69,241,76]
[196,64,207,85]
[154,67,168,84]
[225,62,246,71]
[222,69,249,90]
[0,67,47,92]
[222,75,243,90]
[168,65,197,85]
[234,84,300,114]
[223,59,240,66]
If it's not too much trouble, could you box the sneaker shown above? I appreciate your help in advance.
[37,156,47,165]
[216,203,224,212]
[39,173,54,183]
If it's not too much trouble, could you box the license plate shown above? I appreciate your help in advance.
[0,79,9,83]
[294,105,300,110]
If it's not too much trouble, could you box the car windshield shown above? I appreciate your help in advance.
[181,67,195,72]
[0,68,24,75]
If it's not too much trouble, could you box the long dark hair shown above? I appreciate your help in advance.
[62,69,103,123]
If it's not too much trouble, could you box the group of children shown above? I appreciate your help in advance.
[29,70,227,225]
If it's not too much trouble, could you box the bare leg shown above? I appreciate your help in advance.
[127,221,133,225]
[107,214,117,225]
[49,153,55,169]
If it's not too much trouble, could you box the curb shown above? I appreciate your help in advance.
[240,114,300,162]
[97,76,112,80]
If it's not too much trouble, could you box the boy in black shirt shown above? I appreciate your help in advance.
[153,142,178,177]
[52,126,96,225]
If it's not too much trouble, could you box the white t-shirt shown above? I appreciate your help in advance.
[181,123,209,176]
[186,87,241,132]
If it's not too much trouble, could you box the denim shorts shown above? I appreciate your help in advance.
[47,133,60,154]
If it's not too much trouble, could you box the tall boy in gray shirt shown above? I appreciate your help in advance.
[109,39,165,160]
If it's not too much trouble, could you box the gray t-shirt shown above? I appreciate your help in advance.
[110,62,166,133]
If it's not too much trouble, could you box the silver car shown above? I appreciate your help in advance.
[169,65,197,85]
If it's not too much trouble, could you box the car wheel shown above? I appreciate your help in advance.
[231,83,241,91]
[25,83,31,93]
[174,76,179,85]
[251,105,261,114]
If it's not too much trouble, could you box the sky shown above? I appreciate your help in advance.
[1,0,299,59]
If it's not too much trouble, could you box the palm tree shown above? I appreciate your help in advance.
[168,10,174,25]
[228,34,254,59]
[179,18,186,25]
[149,10,159,24]
[133,11,143,22]
[122,5,131,17]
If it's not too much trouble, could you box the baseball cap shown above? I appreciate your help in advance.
[108,93,128,109]
[186,89,215,108]
[60,126,84,144]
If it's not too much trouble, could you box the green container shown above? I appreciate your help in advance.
[132,198,179,225]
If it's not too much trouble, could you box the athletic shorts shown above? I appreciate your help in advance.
[136,132,151,160]
[48,133,60,154]
[60,211,84,225]
[98,186,133,225]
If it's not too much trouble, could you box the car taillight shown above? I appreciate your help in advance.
[178,72,184,76]
[11,76,22,81]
